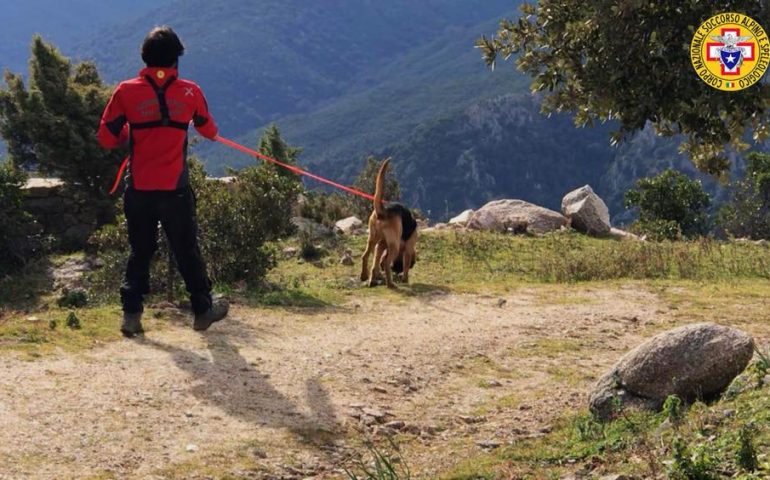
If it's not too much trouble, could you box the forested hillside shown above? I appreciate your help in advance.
[78,0,518,132]
[0,0,167,72]
[10,0,761,221]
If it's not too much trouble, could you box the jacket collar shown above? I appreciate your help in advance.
[139,67,178,86]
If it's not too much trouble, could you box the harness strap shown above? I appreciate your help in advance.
[128,75,189,131]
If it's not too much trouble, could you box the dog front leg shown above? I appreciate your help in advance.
[360,237,376,282]
[383,241,400,289]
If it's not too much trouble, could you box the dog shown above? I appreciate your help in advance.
[360,159,418,289]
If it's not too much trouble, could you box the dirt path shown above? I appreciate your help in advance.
[0,287,672,479]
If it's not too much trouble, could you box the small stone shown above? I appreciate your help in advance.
[184,411,194,418]
[385,421,405,430]
[481,379,502,388]
[459,415,486,424]
[339,249,355,266]
[496,299,507,308]
[372,386,388,394]
[763,375,770,386]
[476,439,501,450]
[722,409,736,418]
[282,247,299,258]
[186,444,198,452]
[362,408,386,420]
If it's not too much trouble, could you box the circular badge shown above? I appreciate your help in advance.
[156,70,166,79]
[690,13,770,91]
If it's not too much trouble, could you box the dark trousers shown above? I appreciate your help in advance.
[121,187,212,315]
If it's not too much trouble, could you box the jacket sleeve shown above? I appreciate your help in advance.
[97,84,128,149]
[192,85,218,140]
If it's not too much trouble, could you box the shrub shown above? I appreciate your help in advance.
[0,160,41,275]
[89,155,300,298]
[719,152,770,240]
[0,37,123,225]
[57,288,89,308]
[348,156,401,220]
[298,191,355,227]
[624,169,711,240]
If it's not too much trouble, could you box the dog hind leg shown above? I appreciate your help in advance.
[369,242,385,287]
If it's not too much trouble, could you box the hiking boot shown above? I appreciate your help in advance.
[193,299,229,331]
[121,312,144,337]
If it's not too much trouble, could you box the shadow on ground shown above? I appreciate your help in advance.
[138,319,341,448]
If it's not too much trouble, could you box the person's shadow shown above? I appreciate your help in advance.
[138,318,339,447]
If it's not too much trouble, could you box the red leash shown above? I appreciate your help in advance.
[109,135,377,202]
[215,135,377,201]
[109,157,129,194]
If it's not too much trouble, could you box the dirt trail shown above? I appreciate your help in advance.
[0,287,667,479]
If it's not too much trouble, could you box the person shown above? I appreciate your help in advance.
[97,26,228,336]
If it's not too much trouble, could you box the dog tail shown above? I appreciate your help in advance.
[374,158,390,219]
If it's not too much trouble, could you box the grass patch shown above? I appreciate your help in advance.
[257,231,770,309]
[444,361,770,479]
[0,305,168,357]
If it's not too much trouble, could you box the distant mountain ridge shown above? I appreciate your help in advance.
[1,1,168,73]
[77,0,518,133]
[9,1,762,222]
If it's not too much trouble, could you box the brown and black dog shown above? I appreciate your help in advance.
[360,159,418,289]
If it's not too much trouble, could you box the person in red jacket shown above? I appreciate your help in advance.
[98,26,228,336]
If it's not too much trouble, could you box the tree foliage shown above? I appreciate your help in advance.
[0,36,123,224]
[90,125,304,293]
[625,169,711,240]
[0,160,39,275]
[477,1,770,175]
[348,156,401,220]
[719,152,770,240]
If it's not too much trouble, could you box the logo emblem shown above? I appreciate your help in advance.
[156,70,166,79]
[691,13,769,91]
[184,87,194,97]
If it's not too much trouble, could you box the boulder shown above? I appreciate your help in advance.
[589,323,754,420]
[561,185,611,236]
[608,227,644,242]
[23,178,65,198]
[335,216,364,235]
[290,217,332,239]
[449,209,474,226]
[467,199,568,235]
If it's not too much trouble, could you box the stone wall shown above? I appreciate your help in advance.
[23,178,97,249]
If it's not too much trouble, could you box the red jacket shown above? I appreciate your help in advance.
[98,67,218,191]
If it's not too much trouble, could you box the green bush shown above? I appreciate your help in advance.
[0,160,40,275]
[89,155,301,298]
[298,191,355,227]
[625,169,711,241]
[719,152,770,240]
[348,156,401,220]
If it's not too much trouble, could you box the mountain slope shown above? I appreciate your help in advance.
[200,14,524,174]
[78,0,517,133]
[1,1,167,73]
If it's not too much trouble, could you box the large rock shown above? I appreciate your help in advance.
[23,178,65,198]
[589,323,754,420]
[449,209,474,226]
[561,185,611,236]
[467,199,568,235]
[335,216,364,235]
[290,217,332,239]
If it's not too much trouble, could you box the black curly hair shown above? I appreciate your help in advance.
[141,26,185,68]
